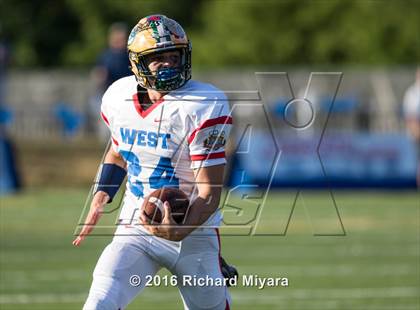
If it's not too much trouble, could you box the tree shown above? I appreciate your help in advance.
[190,0,420,67]
[1,0,418,67]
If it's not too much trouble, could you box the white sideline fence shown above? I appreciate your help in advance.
[1,68,416,139]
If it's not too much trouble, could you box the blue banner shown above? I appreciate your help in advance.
[229,131,417,188]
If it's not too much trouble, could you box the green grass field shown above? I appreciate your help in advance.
[0,189,419,310]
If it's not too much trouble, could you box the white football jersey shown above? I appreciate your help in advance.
[100,76,232,227]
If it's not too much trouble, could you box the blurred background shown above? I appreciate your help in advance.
[0,1,419,309]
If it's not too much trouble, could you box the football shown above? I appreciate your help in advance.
[142,188,190,224]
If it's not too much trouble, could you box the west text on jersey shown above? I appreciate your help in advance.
[120,128,171,149]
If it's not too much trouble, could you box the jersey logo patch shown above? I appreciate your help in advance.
[203,129,226,151]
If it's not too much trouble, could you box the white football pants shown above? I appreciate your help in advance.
[83,226,231,310]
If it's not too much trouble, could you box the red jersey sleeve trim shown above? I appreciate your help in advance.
[111,136,119,146]
[101,111,110,126]
[190,151,225,161]
[188,116,232,144]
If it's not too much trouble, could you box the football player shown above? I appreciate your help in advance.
[73,15,236,310]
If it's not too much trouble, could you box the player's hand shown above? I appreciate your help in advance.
[72,191,110,247]
[140,201,186,241]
